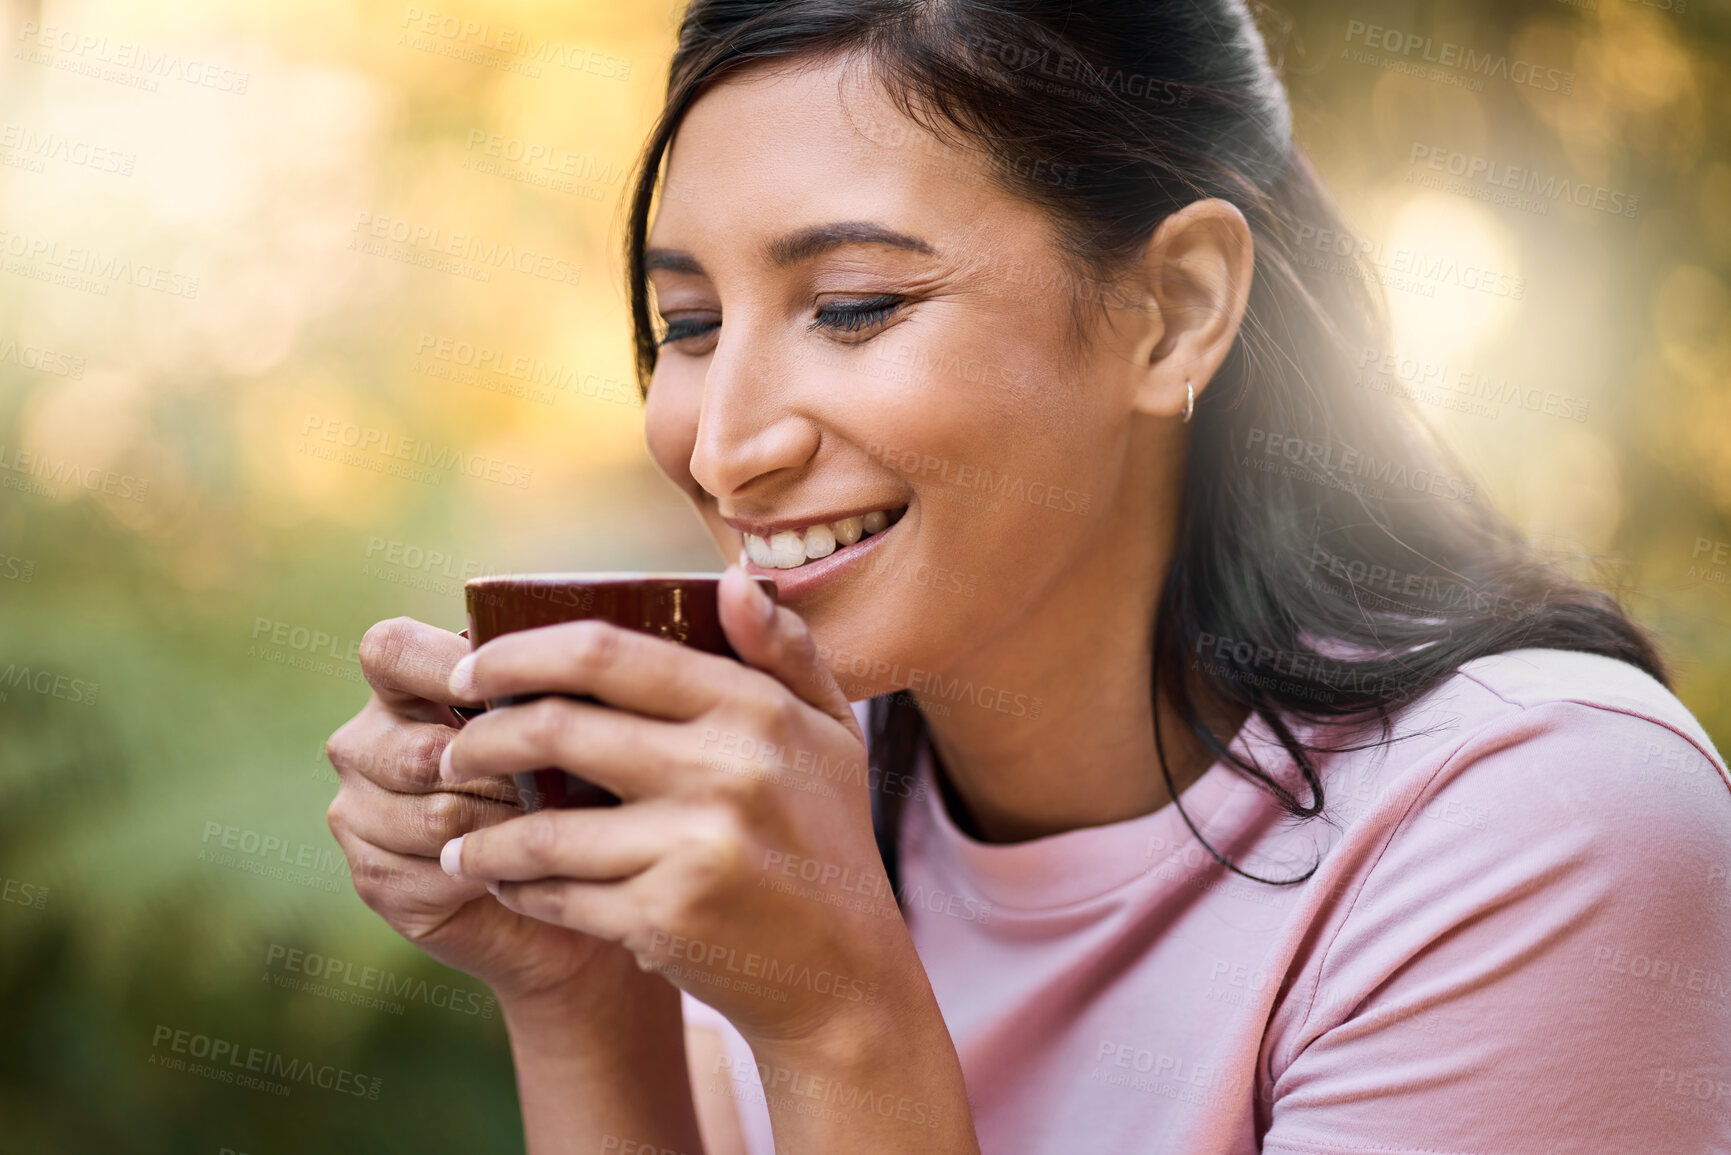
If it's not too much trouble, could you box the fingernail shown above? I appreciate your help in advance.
[485,881,500,898]
[439,741,458,784]
[450,653,477,698]
[440,835,465,877]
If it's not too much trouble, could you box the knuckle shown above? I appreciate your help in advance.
[359,617,413,676]
[625,913,665,958]
[536,882,573,925]
[526,696,574,754]
[352,879,383,913]
[625,933,656,965]
[778,611,816,659]
[348,851,390,910]
[772,693,803,735]
[418,791,468,843]
[731,697,773,740]
[326,712,381,777]
[684,817,747,886]
[522,814,563,867]
[744,691,800,744]
[567,620,621,673]
[402,725,449,788]
[709,757,765,810]
[323,726,350,772]
[353,849,431,913]
[622,902,668,959]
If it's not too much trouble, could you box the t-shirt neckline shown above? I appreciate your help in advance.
[911,716,1269,912]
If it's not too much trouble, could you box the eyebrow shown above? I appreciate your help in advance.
[644,220,935,278]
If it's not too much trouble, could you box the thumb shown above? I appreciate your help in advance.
[717,565,861,738]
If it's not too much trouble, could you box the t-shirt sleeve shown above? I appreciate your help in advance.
[1262,701,1731,1155]
[682,991,777,1155]
[682,988,731,1034]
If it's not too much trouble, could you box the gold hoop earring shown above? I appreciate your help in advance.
[1181,379,1195,423]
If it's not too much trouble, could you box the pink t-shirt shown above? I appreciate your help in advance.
[686,649,1731,1153]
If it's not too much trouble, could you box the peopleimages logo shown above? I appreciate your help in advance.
[461,129,626,185]
[1690,538,1731,591]
[1356,347,1591,424]
[2,876,48,910]
[646,931,879,1006]
[813,644,1045,720]
[412,331,636,407]
[363,535,498,582]
[14,20,251,94]
[264,944,497,1019]
[201,821,350,875]
[398,7,631,81]
[0,662,99,706]
[1407,144,1640,219]
[0,225,200,298]
[0,123,136,175]
[865,443,1092,516]
[711,1054,947,1130]
[1342,20,1574,94]
[1291,224,1525,301]
[0,336,84,377]
[0,443,149,501]
[149,1025,381,1099]
[298,414,534,490]
[349,211,582,288]
[1242,427,1476,505]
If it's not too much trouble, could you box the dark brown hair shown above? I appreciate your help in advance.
[623,0,1665,890]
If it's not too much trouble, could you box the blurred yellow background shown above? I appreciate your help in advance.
[0,0,1726,1148]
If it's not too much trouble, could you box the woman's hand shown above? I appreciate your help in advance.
[324,618,622,1005]
[418,568,976,1152]
[438,566,912,1048]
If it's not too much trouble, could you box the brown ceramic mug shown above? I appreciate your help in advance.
[461,573,777,811]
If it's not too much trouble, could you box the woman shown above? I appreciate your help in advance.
[324,2,1731,1152]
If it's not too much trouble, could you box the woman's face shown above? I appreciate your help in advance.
[643,58,1173,699]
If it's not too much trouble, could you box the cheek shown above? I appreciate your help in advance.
[642,376,700,485]
[895,385,1100,540]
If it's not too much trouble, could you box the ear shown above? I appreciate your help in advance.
[1114,199,1255,420]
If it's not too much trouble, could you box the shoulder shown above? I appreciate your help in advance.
[1268,649,1731,1152]
[1453,646,1717,752]
[1287,649,1731,1022]
[1299,648,1731,954]
[1351,647,1728,824]
[1314,647,1731,916]
[1443,648,1724,822]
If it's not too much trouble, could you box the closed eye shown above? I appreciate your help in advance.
[655,293,908,351]
[811,294,905,338]
[656,315,720,348]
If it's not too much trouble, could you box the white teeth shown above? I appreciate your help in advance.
[739,546,749,568]
[768,530,806,569]
[742,510,899,570]
[804,523,836,560]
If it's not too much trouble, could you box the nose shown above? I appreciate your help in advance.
[687,326,820,499]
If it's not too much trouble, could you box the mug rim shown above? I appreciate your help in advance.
[464,571,753,587]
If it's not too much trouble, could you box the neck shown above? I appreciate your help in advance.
[909,494,1236,844]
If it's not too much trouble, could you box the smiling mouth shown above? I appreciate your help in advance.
[741,506,908,570]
